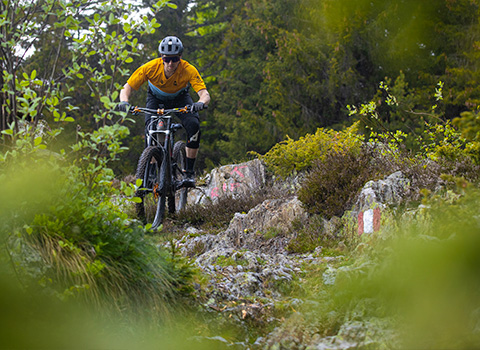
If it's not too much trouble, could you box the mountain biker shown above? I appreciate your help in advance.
[118,35,211,187]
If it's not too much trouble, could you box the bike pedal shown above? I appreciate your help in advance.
[182,178,196,188]
[182,170,196,188]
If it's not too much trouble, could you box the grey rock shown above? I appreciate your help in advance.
[221,196,308,254]
[187,159,268,205]
[169,161,412,348]
[355,171,411,212]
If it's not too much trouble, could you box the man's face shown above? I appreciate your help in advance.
[162,55,181,75]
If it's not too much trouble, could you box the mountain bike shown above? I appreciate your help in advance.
[129,105,192,230]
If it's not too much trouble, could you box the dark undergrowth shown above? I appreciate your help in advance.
[174,184,290,231]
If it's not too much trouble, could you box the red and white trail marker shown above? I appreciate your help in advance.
[358,208,381,235]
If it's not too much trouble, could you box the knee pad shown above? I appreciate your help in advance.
[183,115,201,149]
[187,130,201,149]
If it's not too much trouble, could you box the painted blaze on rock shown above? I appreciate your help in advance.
[355,171,410,235]
[188,159,267,205]
[358,207,381,235]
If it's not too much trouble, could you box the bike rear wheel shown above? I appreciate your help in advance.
[168,141,188,214]
[135,146,166,230]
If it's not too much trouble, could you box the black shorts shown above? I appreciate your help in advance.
[145,88,201,149]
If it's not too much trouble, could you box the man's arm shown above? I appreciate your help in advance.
[120,83,134,102]
[197,89,211,106]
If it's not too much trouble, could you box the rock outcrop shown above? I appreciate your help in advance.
[187,159,268,205]
[354,171,411,212]
[174,196,309,303]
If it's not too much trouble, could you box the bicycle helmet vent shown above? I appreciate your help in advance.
[159,36,184,55]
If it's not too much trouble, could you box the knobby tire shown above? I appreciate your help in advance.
[169,141,188,214]
[135,146,166,230]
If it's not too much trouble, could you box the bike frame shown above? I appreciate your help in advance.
[132,106,188,193]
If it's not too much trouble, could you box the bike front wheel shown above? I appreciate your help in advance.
[135,146,166,230]
[169,141,188,214]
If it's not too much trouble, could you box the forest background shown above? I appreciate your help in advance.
[1,0,480,348]
[2,0,479,176]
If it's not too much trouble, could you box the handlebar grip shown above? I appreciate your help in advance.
[186,104,208,111]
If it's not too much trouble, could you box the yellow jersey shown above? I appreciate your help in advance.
[127,58,207,99]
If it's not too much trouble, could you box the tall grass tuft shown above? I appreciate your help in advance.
[1,159,195,326]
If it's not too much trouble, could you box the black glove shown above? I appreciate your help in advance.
[190,102,205,113]
[116,101,130,112]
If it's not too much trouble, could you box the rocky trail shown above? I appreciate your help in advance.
[160,159,410,349]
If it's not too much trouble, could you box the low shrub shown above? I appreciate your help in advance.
[253,121,364,178]
[298,146,390,219]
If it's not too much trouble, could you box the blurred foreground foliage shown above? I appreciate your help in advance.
[263,182,480,349]
[0,150,200,327]
[0,142,245,349]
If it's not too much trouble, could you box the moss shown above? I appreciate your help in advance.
[261,227,284,240]
[215,255,249,267]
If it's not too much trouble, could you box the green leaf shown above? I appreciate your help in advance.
[167,2,178,9]
[100,96,110,104]
[129,197,142,203]
[34,136,42,146]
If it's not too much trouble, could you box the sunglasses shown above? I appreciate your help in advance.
[162,56,181,63]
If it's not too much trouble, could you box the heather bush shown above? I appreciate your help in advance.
[453,109,480,164]
[298,146,390,218]
[419,121,480,184]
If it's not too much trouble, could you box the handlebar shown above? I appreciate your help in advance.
[129,105,190,115]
